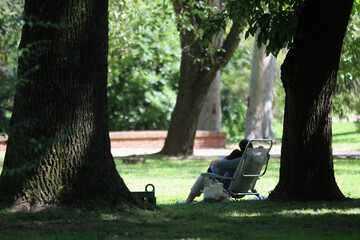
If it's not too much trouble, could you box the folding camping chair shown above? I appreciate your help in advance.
[201,139,273,200]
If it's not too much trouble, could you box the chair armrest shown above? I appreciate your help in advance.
[201,173,233,180]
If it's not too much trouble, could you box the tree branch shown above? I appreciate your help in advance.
[215,20,246,69]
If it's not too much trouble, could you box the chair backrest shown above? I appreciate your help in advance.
[228,140,272,193]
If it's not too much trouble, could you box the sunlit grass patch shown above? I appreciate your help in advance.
[278,207,360,216]
[257,121,360,151]
[117,156,360,205]
[332,122,360,151]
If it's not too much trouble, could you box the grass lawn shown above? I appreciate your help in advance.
[119,157,360,205]
[332,122,360,151]
[271,121,360,151]
[0,156,359,239]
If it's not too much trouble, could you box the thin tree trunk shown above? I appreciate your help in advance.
[269,0,353,201]
[0,0,137,210]
[245,40,264,139]
[245,35,276,140]
[197,10,223,132]
[197,69,222,132]
[262,50,276,139]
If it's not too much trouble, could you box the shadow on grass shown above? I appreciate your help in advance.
[0,199,359,239]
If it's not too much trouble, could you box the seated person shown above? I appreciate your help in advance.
[183,139,253,204]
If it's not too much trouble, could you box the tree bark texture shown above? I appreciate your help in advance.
[161,0,244,155]
[197,70,222,132]
[245,34,276,140]
[197,10,223,132]
[269,0,354,201]
[0,0,137,210]
[261,48,276,139]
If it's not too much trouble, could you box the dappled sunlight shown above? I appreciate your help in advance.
[224,210,263,218]
[278,207,360,216]
[1,200,359,239]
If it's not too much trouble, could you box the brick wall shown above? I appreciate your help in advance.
[0,130,226,153]
[110,130,226,149]
[0,135,6,153]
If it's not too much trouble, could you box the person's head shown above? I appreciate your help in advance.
[239,139,253,152]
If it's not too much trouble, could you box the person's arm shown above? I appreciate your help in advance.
[210,156,227,167]
[211,159,220,167]
[211,157,241,171]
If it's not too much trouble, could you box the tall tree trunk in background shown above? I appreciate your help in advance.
[245,35,276,140]
[269,0,353,201]
[197,71,222,131]
[160,0,244,155]
[261,48,276,139]
[198,10,223,132]
[0,0,137,211]
[197,25,223,132]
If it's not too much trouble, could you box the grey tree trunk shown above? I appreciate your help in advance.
[197,68,222,132]
[261,49,276,139]
[197,3,223,132]
[245,35,276,140]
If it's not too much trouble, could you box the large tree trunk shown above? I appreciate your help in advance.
[269,0,353,201]
[0,0,137,211]
[245,34,276,140]
[160,0,244,155]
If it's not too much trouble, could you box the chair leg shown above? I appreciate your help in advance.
[251,189,261,199]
